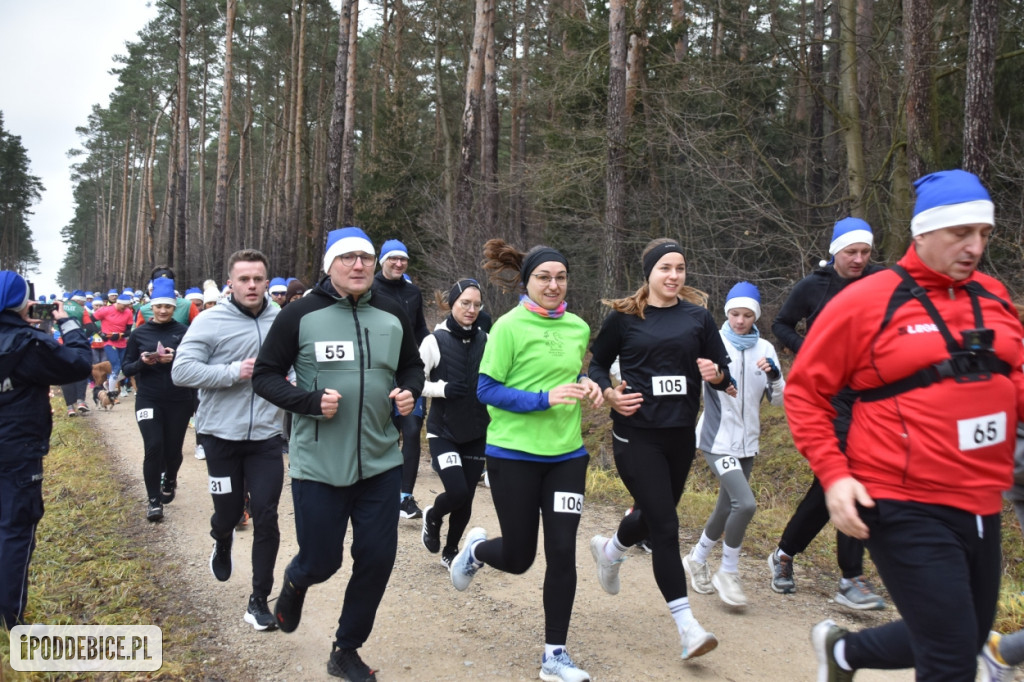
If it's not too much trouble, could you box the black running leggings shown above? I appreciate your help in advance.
[200,433,284,599]
[474,454,589,646]
[428,436,486,553]
[134,397,192,502]
[610,423,695,603]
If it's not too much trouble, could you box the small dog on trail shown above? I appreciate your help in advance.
[91,361,118,410]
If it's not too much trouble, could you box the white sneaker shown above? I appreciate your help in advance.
[450,527,486,591]
[712,569,747,607]
[195,444,206,460]
[540,648,590,682]
[680,619,718,660]
[979,631,1014,682]
[589,535,624,595]
[683,548,715,595]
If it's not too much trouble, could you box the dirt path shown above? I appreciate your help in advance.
[90,396,912,681]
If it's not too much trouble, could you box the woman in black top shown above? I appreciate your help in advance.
[123,279,196,521]
[588,238,732,663]
[418,279,490,569]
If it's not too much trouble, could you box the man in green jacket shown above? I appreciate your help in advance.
[253,227,424,682]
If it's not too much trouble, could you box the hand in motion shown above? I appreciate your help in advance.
[825,476,874,539]
[444,381,467,399]
[391,387,415,415]
[696,357,721,383]
[604,382,643,417]
[239,357,257,380]
[321,388,341,418]
[579,377,605,408]
[548,382,590,406]
[757,356,781,381]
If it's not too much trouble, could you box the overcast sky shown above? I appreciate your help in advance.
[0,1,161,297]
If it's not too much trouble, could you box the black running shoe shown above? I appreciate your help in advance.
[440,546,458,570]
[160,475,176,504]
[399,495,422,519]
[327,646,377,681]
[243,594,278,631]
[209,532,233,581]
[275,572,307,633]
[146,499,163,522]
[421,505,441,553]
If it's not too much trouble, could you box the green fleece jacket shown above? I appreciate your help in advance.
[252,277,424,486]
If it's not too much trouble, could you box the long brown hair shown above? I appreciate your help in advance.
[602,238,708,319]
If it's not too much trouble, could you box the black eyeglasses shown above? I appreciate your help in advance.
[338,253,376,267]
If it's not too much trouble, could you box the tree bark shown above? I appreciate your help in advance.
[213,0,236,277]
[455,0,492,233]
[838,0,865,211]
[341,1,358,228]
[174,0,190,283]
[604,0,627,301]
[962,0,997,181]
[323,0,353,242]
[903,0,934,179]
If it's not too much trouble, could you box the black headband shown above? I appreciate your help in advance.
[521,247,568,284]
[642,243,685,280]
[447,278,481,308]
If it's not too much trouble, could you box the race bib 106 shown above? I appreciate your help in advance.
[651,375,686,396]
[957,412,1007,451]
[553,491,584,515]
[315,341,354,362]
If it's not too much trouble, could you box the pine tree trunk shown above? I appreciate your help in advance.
[323,0,353,243]
[963,0,996,181]
[455,0,492,230]
[340,1,358,228]
[213,0,237,277]
[838,0,865,210]
[903,0,933,179]
[604,0,627,301]
[174,0,190,283]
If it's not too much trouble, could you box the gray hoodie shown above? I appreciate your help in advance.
[171,295,284,441]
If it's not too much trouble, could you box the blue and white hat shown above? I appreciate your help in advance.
[724,281,762,321]
[323,227,375,272]
[911,169,994,237]
[269,277,288,294]
[71,290,87,303]
[107,288,119,298]
[117,290,134,304]
[820,217,873,267]
[0,271,31,312]
[151,279,176,306]
[184,287,203,302]
[379,239,409,264]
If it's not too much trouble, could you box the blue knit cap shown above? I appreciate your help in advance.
[269,277,288,294]
[117,291,133,304]
[184,287,203,302]
[323,227,375,272]
[820,217,873,267]
[379,239,409,264]
[911,169,994,237]
[151,279,177,306]
[724,281,762,320]
[0,271,30,312]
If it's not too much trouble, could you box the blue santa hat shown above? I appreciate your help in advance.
[117,290,134,304]
[151,279,177,306]
[0,271,31,312]
[269,277,288,294]
[911,169,994,237]
[184,287,203,302]
[820,217,873,267]
[379,239,409,264]
[724,281,762,321]
[71,290,87,302]
[108,288,119,298]
[62,292,72,300]
[323,227,375,273]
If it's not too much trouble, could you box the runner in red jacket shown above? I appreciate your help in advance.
[788,169,1024,682]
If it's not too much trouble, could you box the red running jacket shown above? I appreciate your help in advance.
[785,244,1024,515]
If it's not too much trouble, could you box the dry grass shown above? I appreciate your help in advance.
[0,398,216,681]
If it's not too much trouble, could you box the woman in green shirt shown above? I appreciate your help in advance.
[449,239,603,682]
